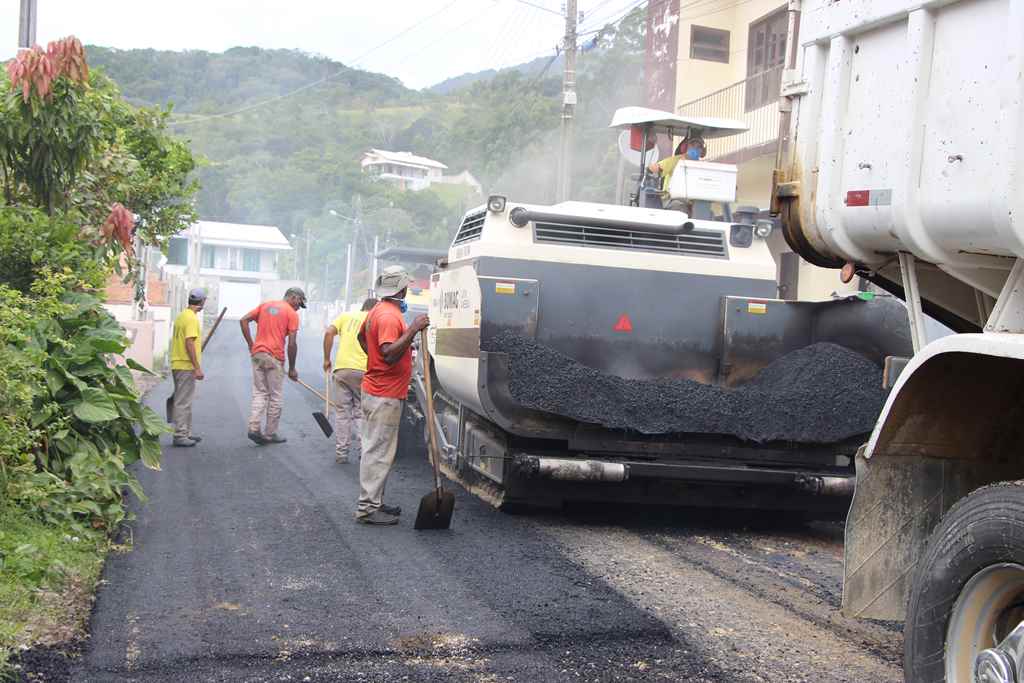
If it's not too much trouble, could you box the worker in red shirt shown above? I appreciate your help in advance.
[239,287,305,445]
[355,266,429,525]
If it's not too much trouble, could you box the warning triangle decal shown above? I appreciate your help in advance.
[613,314,633,332]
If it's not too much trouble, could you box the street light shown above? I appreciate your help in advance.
[288,231,311,294]
[328,210,358,310]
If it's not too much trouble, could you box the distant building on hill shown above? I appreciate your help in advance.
[361,149,481,193]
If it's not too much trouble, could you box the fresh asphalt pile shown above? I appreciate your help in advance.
[485,331,888,443]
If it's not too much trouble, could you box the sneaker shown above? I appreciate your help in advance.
[355,511,399,526]
[172,438,197,448]
[264,434,287,444]
[380,504,402,516]
[247,431,267,445]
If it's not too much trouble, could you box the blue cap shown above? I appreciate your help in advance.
[188,288,207,302]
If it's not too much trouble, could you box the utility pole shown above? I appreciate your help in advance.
[369,235,379,298]
[18,0,37,49]
[343,243,352,311]
[556,0,578,203]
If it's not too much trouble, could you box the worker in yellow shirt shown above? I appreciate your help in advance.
[648,136,707,193]
[170,288,207,447]
[322,298,377,463]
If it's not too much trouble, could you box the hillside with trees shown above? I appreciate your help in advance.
[84,6,644,297]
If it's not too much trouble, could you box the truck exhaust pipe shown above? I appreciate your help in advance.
[516,455,628,483]
[795,475,855,497]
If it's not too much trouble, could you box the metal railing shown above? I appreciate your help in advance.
[677,65,783,163]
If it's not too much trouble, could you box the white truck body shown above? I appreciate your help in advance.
[778,0,1024,678]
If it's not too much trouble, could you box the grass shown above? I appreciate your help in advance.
[0,503,107,674]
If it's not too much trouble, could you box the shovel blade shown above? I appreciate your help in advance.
[414,488,455,530]
[313,412,333,438]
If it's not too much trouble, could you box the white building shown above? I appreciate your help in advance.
[163,220,294,318]
[361,149,447,191]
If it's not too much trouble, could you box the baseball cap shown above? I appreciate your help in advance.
[375,265,412,298]
[188,287,207,303]
[284,286,307,308]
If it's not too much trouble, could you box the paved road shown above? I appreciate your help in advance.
[71,331,904,682]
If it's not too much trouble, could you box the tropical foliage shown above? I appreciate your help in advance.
[0,37,197,533]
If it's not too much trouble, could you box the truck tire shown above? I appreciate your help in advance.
[904,482,1024,682]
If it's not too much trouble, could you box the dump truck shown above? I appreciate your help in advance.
[774,0,1024,679]
[414,108,912,517]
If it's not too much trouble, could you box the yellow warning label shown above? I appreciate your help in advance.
[747,301,767,315]
[495,281,516,295]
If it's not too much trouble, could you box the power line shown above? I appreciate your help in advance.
[168,0,463,126]
[508,0,564,17]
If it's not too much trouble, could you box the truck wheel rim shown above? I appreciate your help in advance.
[946,563,1024,682]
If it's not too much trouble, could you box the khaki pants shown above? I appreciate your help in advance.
[357,393,404,516]
[332,369,363,457]
[248,352,284,436]
[171,370,196,440]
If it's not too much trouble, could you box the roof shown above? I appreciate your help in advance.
[192,221,293,251]
[361,148,448,170]
[375,246,447,264]
[609,106,749,139]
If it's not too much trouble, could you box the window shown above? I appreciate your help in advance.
[242,249,260,272]
[200,245,216,269]
[167,237,188,266]
[745,6,788,111]
[690,25,730,63]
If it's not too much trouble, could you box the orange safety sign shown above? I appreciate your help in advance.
[613,314,633,332]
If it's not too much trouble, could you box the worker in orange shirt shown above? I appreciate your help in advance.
[239,287,305,445]
[355,266,429,525]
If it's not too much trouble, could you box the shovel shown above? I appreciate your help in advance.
[294,378,335,438]
[414,329,455,530]
[166,306,228,421]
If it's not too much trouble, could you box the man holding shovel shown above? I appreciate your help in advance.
[240,287,305,445]
[322,297,377,464]
[170,288,207,447]
[355,266,428,526]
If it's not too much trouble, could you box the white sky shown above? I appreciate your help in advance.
[0,0,637,89]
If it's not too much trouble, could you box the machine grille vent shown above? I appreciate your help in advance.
[452,210,486,246]
[533,221,727,258]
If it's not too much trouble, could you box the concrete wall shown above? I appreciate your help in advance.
[150,305,173,371]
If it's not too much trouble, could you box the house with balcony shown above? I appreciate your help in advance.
[662,1,857,300]
[162,220,294,318]
[361,149,448,192]
[671,0,788,209]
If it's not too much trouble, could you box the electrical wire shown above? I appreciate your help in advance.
[507,0,565,17]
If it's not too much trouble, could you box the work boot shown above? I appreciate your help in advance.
[172,437,197,448]
[335,453,349,464]
[247,431,267,445]
[264,434,287,444]
[380,504,402,516]
[188,435,202,443]
[355,511,399,526]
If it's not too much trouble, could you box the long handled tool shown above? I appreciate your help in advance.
[294,376,337,436]
[414,329,455,530]
[309,372,333,438]
[166,306,228,421]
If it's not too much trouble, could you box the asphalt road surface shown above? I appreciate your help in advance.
[67,330,904,682]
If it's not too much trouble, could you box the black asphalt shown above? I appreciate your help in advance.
[70,331,730,682]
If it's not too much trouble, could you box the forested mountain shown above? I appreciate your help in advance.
[83,7,644,295]
[426,54,564,95]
